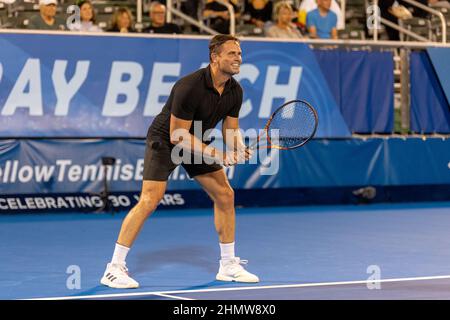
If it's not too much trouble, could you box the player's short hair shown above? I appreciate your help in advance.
[209,35,240,62]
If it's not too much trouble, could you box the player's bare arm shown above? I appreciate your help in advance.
[222,116,252,161]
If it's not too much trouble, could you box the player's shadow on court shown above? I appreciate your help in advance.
[133,245,217,275]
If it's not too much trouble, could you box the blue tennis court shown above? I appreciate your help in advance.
[2,202,450,300]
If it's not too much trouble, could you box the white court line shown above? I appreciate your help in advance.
[152,293,195,301]
[26,274,450,300]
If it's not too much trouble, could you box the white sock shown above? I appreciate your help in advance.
[111,243,130,265]
[220,242,235,261]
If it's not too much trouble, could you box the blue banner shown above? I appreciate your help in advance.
[314,50,394,133]
[410,51,450,133]
[1,137,449,212]
[0,33,350,138]
[427,48,450,106]
[1,137,449,194]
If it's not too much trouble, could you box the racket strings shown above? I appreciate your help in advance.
[268,101,317,149]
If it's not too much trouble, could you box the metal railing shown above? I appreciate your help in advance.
[340,0,346,30]
[215,0,235,35]
[169,6,219,35]
[380,16,429,42]
[163,0,235,35]
[372,0,447,43]
[402,0,447,42]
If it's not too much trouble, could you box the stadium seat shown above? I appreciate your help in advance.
[13,11,38,29]
[95,12,112,30]
[12,0,40,13]
[402,17,432,41]
[429,15,447,42]
[338,28,366,40]
[344,0,367,36]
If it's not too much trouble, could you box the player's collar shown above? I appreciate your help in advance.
[205,65,236,93]
[205,65,216,90]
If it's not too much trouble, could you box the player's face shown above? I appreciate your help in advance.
[216,40,242,76]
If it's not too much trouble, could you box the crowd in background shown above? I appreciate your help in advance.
[1,0,450,40]
[0,0,343,39]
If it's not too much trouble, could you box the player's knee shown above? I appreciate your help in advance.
[215,187,234,207]
[137,194,161,215]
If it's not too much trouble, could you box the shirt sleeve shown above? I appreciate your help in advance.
[266,25,276,37]
[227,85,243,118]
[306,11,316,27]
[170,83,197,120]
[330,12,338,28]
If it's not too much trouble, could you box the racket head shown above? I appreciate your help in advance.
[265,100,318,150]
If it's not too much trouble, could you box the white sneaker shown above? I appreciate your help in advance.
[100,263,139,289]
[216,257,260,283]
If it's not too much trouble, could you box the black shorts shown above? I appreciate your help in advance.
[143,136,223,181]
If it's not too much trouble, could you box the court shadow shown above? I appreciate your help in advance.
[69,285,113,297]
[177,280,236,291]
[133,245,217,275]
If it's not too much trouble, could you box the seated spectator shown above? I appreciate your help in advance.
[266,1,304,39]
[380,0,429,40]
[244,0,273,28]
[28,0,66,30]
[306,0,337,39]
[380,0,400,40]
[203,0,240,34]
[144,2,181,34]
[70,0,102,32]
[299,0,343,30]
[108,7,135,33]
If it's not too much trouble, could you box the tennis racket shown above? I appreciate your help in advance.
[248,99,319,150]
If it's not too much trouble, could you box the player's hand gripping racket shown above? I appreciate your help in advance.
[248,99,319,151]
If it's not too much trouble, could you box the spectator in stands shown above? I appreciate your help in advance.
[299,0,343,30]
[70,0,102,32]
[244,0,273,29]
[379,0,428,40]
[266,1,303,39]
[266,1,304,38]
[306,0,338,39]
[109,7,135,33]
[203,0,241,34]
[380,0,400,40]
[144,1,181,34]
[28,0,66,30]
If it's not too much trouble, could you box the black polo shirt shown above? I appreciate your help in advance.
[147,65,243,144]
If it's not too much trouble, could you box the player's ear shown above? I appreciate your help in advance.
[211,52,218,64]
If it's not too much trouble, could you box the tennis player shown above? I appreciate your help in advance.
[101,35,259,289]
